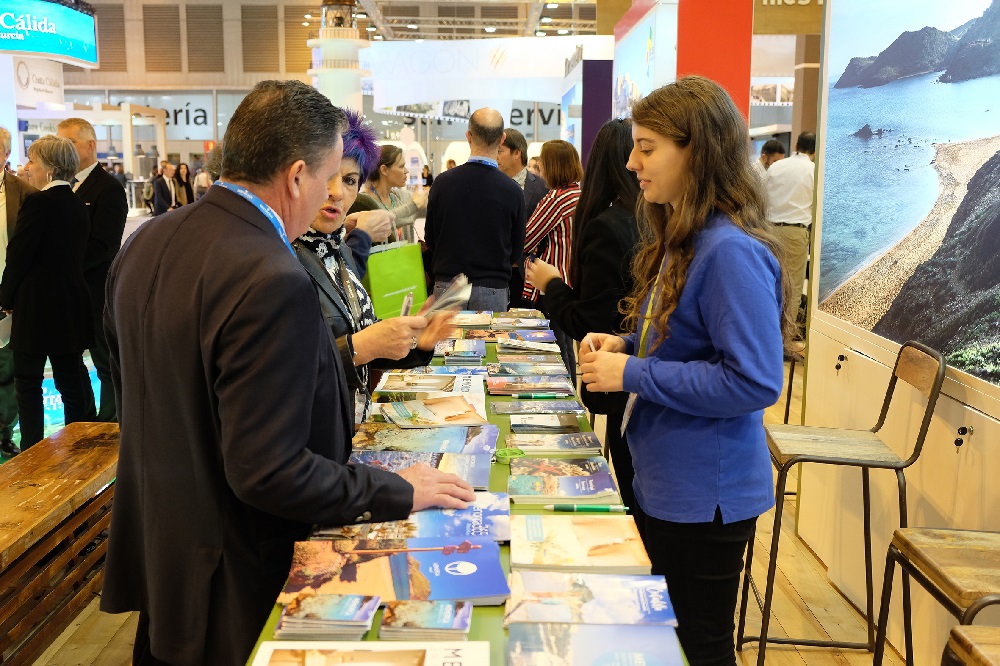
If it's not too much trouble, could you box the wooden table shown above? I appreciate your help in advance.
[0,423,119,666]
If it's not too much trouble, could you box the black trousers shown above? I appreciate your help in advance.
[12,351,96,448]
[603,409,640,520]
[639,508,757,666]
[0,345,17,440]
[89,320,117,422]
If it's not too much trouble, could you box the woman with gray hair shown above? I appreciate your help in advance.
[0,134,96,450]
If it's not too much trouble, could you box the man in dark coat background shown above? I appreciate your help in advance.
[100,80,475,666]
[497,127,547,307]
[57,118,129,423]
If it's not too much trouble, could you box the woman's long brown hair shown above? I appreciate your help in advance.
[621,76,797,350]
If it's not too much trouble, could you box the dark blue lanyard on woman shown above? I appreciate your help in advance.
[213,181,295,257]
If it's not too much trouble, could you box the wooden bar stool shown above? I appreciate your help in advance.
[874,529,1000,666]
[943,626,1000,666]
[736,341,946,665]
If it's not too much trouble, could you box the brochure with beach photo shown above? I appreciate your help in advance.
[486,362,568,377]
[313,492,511,542]
[508,514,650,574]
[505,433,603,456]
[509,414,582,434]
[349,451,491,490]
[352,423,499,455]
[277,538,509,605]
[507,471,620,505]
[492,400,584,415]
[379,600,473,640]
[505,571,676,626]
[251,640,491,666]
[380,396,488,428]
[486,376,575,396]
[507,623,682,666]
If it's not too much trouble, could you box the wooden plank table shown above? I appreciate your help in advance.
[0,422,119,666]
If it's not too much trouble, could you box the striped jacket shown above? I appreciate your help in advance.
[522,183,580,301]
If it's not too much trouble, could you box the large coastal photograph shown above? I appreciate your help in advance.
[818,0,1000,382]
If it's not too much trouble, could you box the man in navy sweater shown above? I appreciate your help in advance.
[423,108,526,312]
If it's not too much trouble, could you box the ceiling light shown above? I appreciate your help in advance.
[303,13,312,19]
[535,30,546,36]
[546,3,559,8]
[366,26,376,31]
[541,17,553,23]
[407,24,418,29]
[557,29,568,34]
[373,35,383,40]
[484,26,496,33]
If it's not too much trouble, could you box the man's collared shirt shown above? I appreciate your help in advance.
[466,156,498,169]
[72,161,100,192]
[512,167,528,190]
[765,153,814,227]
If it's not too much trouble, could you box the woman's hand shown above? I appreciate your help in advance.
[580,343,630,393]
[348,210,394,242]
[581,333,626,354]
[416,312,457,351]
[524,257,562,294]
[351,316,429,364]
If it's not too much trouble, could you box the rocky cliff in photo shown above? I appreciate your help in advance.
[940,0,1000,82]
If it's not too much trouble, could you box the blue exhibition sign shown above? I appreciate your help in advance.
[0,0,98,67]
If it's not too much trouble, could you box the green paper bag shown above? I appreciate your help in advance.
[362,241,428,319]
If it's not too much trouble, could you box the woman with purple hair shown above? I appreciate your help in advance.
[294,109,455,423]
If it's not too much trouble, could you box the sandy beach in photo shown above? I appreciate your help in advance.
[819,134,1000,329]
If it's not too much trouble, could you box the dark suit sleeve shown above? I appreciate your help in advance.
[215,270,413,525]
[511,188,527,279]
[422,188,436,270]
[84,178,129,272]
[0,194,45,308]
[543,212,635,341]
[152,179,169,211]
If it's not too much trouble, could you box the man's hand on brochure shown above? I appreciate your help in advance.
[398,464,476,511]
[352,316,428,364]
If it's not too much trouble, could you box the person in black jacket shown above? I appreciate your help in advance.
[294,108,455,423]
[525,118,641,515]
[57,118,129,423]
[0,135,97,449]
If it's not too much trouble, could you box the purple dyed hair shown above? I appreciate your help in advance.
[340,108,380,185]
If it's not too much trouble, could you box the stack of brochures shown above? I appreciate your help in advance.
[450,311,492,327]
[252,641,490,666]
[378,600,473,640]
[352,422,499,455]
[506,432,604,456]
[371,372,487,420]
[508,514,651,574]
[274,594,379,641]
[507,456,620,505]
[492,400,585,415]
[507,624,683,665]
[509,414,582,434]
[380,396,488,428]
[349,450,491,489]
[486,376,575,396]
[497,338,562,354]
[486,362,567,376]
[490,317,550,330]
[434,339,487,365]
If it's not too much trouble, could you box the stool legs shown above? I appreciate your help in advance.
[783,355,798,424]
[874,545,899,666]
[736,527,757,649]
[896,469,915,663]
[754,464,790,666]
[863,468,876,649]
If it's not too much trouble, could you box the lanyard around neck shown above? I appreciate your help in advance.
[637,257,667,359]
[213,181,294,256]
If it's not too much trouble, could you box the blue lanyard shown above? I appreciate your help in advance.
[466,156,498,169]
[213,181,295,256]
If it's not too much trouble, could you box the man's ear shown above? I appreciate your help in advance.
[285,159,307,199]
[466,131,473,145]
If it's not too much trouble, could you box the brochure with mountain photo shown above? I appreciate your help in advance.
[509,457,609,478]
[349,450,491,489]
[486,376,575,396]
[492,400,585,415]
[274,594,380,640]
[486,362,568,377]
[352,423,499,455]
[277,538,510,606]
[313,492,511,542]
[509,414,582,434]
[379,600,473,640]
[490,317,550,330]
[507,471,620,505]
[505,432,603,456]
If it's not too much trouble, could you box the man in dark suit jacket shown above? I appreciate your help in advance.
[151,163,177,216]
[100,81,474,666]
[57,119,129,423]
[0,127,37,457]
[497,127,548,306]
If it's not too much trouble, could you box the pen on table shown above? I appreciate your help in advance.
[509,393,563,399]
[544,504,628,513]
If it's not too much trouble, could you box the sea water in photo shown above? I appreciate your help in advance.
[819,72,1000,301]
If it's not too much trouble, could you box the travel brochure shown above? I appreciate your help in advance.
[491,400,585,415]
[486,362,568,376]
[348,451,491,490]
[509,457,610,478]
[391,365,489,376]
[379,600,473,640]
[274,594,380,641]
[277,538,510,606]
[493,309,544,319]
[508,515,651,574]
[507,471,620,505]
[352,423,499,455]
[380,396,488,428]
[505,571,677,626]
[505,433,604,456]
[507,623,683,665]
[497,339,562,354]
[462,329,557,343]
[487,376,575,396]
[496,354,561,364]
[450,311,492,327]
[509,414,582,434]
[371,374,487,419]
[490,317,550,330]
[313,492,511,542]
[252,641,490,666]
[433,339,487,359]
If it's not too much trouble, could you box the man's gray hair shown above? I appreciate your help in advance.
[221,80,346,184]
[57,117,98,142]
[29,135,80,181]
[0,126,11,158]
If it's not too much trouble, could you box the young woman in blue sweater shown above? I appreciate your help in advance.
[580,77,794,666]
